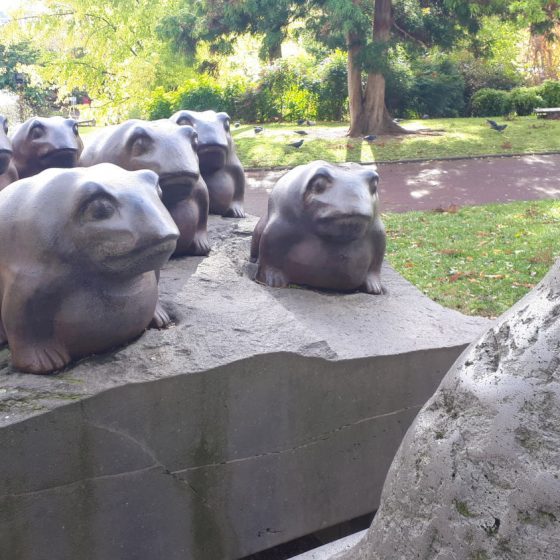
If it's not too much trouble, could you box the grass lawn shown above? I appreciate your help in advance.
[230,116,560,168]
[384,200,560,317]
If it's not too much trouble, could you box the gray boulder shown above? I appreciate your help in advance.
[334,260,560,560]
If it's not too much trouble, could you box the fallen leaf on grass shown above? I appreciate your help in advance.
[501,141,512,149]
[448,271,477,282]
[440,248,462,256]
[512,282,535,289]
[433,204,460,214]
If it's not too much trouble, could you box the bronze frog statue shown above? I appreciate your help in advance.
[251,161,386,294]
[11,116,83,178]
[0,164,179,374]
[81,119,209,257]
[170,110,245,218]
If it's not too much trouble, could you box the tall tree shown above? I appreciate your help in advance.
[162,0,512,135]
[5,0,187,119]
[510,0,560,81]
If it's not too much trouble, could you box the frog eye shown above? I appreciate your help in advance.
[177,116,194,127]
[128,128,152,157]
[30,123,44,140]
[83,197,116,221]
[307,173,330,195]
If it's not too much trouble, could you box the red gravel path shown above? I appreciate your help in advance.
[244,154,560,216]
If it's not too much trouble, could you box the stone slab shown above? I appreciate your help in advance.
[0,216,490,560]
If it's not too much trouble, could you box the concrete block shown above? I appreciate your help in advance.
[0,216,489,560]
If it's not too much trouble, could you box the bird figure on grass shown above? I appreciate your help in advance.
[294,130,308,135]
[364,134,377,142]
[486,119,508,132]
[288,139,304,148]
[297,118,306,125]
[254,126,264,134]
[234,122,240,128]
[306,119,316,126]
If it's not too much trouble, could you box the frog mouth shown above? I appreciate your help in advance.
[41,148,79,168]
[104,234,178,273]
[197,144,227,170]
[315,215,371,241]
[159,171,199,203]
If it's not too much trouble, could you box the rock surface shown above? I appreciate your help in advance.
[332,260,560,560]
[0,216,489,560]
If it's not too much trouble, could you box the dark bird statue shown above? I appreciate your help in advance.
[254,126,264,134]
[294,130,308,135]
[297,118,306,125]
[288,139,304,148]
[364,134,377,142]
[234,122,240,128]
[486,119,507,132]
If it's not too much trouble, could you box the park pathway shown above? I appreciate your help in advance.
[244,153,560,216]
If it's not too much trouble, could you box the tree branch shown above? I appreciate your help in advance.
[392,21,428,49]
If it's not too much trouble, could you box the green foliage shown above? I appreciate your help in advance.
[0,41,59,116]
[144,87,174,119]
[383,46,415,117]
[171,76,225,113]
[315,52,348,121]
[457,54,523,100]
[408,59,466,117]
[538,80,560,106]
[471,88,512,116]
[509,86,545,115]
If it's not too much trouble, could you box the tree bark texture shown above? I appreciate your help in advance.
[348,0,409,136]
[347,32,365,136]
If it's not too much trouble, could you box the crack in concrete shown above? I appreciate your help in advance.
[172,404,420,475]
[1,464,161,500]
[1,405,419,500]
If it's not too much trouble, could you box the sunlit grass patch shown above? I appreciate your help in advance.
[383,200,560,317]
[232,117,560,167]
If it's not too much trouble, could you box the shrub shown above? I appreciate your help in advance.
[471,88,512,117]
[171,77,225,113]
[457,55,522,103]
[509,87,545,116]
[408,59,465,118]
[283,85,318,121]
[145,87,174,119]
[316,52,348,121]
[538,80,560,107]
[384,47,415,117]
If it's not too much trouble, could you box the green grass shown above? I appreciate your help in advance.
[231,117,560,168]
[384,200,560,317]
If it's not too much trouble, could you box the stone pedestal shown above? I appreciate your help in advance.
[0,217,489,560]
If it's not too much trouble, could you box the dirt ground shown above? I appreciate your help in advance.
[244,153,560,216]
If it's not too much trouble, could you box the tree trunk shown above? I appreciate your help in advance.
[268,40,282,62]
[348,0,409,136]
[347,32,364,136]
